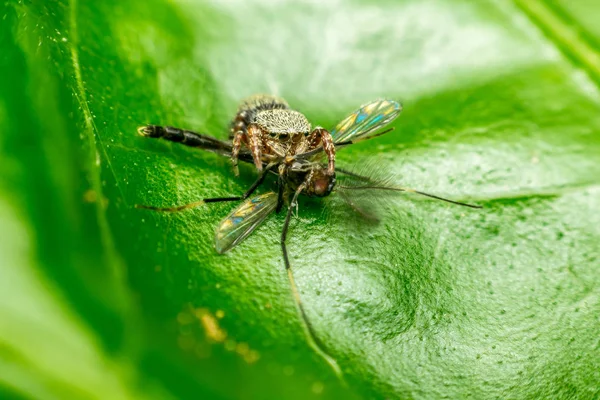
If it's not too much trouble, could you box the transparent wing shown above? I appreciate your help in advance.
[330,99,402,144]
[215,191,277,254]
[336,163,481,209]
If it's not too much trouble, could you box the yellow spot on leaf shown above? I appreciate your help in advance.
[177,305,260,364]
[196,308,227,342]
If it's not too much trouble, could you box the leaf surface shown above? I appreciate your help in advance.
[2,0,600,399]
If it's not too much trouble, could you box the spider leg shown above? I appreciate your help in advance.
[231,130,246,176]
[307,127,336,175]
[246,123,265,172]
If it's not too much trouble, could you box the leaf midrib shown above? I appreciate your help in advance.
[514,0,600,88]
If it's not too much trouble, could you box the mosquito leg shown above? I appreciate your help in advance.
[281,180,307,272]
[205,162,275,203]
[337,166,481,208]
[135,201,206,212]
[275,164,287,214]
[136,164,275,212]
[337,181,482,208]
[280,182,343,379]
[275,178,285,214]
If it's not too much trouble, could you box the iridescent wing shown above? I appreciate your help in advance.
[330,99,402,144]
[214,191,277,254]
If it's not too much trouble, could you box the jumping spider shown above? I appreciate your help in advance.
[230,94,336,191]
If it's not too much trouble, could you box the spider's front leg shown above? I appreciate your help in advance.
[231,130,245,176]
[307,127,336,175]
[231,123,266,175]
[246,124,266,172]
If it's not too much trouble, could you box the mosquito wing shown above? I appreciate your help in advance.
[215,191,277,254]
[330,99,402,144]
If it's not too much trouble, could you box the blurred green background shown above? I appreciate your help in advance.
[2,0,600,399]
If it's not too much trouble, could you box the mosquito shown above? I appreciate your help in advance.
[136,95,481,378]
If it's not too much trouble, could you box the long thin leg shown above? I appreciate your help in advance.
[136,164,275,212]
[204,162,272,203]
[275,169,285,214]
[281,183,305,271]
[336,168,481,209]
[280,182,343,379]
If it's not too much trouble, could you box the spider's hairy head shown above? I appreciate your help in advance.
[255,109,310,138]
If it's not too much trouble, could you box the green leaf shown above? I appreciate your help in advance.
[2,0,600,399]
